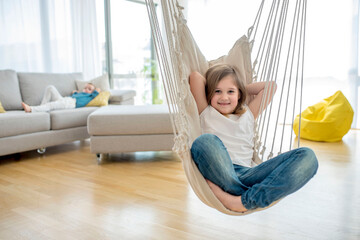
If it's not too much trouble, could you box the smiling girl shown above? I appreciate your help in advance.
[189,64,318,213]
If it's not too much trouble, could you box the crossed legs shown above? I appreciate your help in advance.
[191,133,318,212]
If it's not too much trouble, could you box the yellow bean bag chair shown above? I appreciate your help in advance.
[293,91,354,142]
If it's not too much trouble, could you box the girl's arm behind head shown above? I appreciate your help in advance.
[189,71,208,114]
[247,81,277,119]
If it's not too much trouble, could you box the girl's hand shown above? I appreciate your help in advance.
[247,81,277,119]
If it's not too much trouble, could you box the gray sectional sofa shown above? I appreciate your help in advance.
[0,69,135,157]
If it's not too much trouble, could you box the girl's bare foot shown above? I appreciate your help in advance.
[206,179,248,213]
[21,102,31,112]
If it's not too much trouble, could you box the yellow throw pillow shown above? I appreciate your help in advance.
[86,91,110,107]
[0,101,6,113]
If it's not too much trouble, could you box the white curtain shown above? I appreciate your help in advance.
[0,0,43,71]
[70,0,101,80]
[0,0,101,80]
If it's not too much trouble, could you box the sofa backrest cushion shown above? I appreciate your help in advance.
[76,74,110,91]
[0,70,23,110]
[18,72,82,106]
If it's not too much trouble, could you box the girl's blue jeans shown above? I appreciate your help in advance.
[190,134,318,210]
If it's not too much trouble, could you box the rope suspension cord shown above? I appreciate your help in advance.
[248,0,265,43]
[289,0,306,149]
[278,0,305,154]
[297,0,307,148]
[145,0,179,139]
[267,0,291,159]
[254,0,286,159]
[160,0,180,115]
[158,0,181,133]
[250,0,307,158]
[257,0,290,159]
[252,0,278,82]
[258,0,291,160]
[269,0,295,156]
[158,0,191,152]
[252,0,293,159]
[252,0,280,154]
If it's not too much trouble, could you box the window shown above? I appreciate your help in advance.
[98,0,163,105]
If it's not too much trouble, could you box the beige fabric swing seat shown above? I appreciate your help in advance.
[145,0,307,215]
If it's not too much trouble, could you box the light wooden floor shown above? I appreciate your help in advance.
[0,130,359,240]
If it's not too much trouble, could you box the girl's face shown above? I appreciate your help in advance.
[210,75,240,115]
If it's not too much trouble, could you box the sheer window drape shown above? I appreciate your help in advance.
[0,0,101,81]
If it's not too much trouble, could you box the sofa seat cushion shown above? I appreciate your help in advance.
[50,107,98,130]
[88,105,172,136]
[18,72,82,106]
[0,111,50,138]
[0,70,23,110]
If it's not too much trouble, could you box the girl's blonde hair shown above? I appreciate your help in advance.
[205,64,247,115]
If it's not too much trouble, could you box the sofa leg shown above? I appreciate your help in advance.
[37,148,46,154]
[96,153,109,164]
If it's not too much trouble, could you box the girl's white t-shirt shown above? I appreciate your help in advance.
[200,105,256,167]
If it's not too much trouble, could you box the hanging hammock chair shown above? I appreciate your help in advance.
[145,0,307,215]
